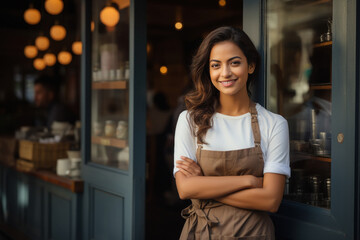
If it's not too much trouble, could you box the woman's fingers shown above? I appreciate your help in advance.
[176,157,203,176]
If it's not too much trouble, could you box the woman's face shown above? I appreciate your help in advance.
[209,41,254,98]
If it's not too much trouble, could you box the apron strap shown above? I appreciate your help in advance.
[249,101,261,147]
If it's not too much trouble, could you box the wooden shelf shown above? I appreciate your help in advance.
[92,80,127,90]
[310,84,332,90]
[91,136,127,148]
[292,152,331,163]
[314,41,332,48]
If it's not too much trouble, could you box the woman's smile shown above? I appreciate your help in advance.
[218,79,238,87]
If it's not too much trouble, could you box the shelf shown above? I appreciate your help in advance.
[314,41,332,48]
[291,152,331,163]
[92,81,127,90]
[310,84,332,90]
[91,136,127,148]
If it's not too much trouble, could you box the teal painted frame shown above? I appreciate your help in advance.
[81,0,147,239]
[243,0,358,239]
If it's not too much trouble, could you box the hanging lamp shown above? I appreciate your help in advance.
[100,4,120,27]
[35,36,50,51]
[50,24,67,41]
[72,41,82,55]
[45,0,64,15]
[44,53,57,66]
[58,50,72,65]
[24,45,38,59]
[24,4,41,25]
[33,58,46,70]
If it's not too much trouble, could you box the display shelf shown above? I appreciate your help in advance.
[92,80,127,90]
[310,84,332,90]
[314,41,332,48]
[91,136,127,148]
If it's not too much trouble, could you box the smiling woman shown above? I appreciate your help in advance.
[174,26,290,239]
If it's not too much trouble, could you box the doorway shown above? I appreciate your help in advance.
[146,1,243,238]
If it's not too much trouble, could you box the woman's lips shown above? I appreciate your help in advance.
[218,79,237,87]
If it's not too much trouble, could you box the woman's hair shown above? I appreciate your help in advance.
[185,26,260,144]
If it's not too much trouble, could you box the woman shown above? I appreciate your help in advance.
[174,26,290,239]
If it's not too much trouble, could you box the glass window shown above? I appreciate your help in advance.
[90,0,130,170]
[266,0,332,208]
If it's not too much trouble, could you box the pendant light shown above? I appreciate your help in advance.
[24,4,41,25]
[50,23,67,41]
[44,53,57,66]
[72,41,82,55]
[100,4,120,27]
[45,0,64,15]
[33,58,46,70]
[35,36,50,51]
[24,45,38,59]
[58,50,72,65]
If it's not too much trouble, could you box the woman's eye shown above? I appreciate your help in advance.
[231,61,240,66]
[211,64,220,68]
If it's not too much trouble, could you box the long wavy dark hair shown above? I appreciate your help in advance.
[185,26,260,144]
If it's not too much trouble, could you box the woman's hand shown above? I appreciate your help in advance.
[176,156,203,177]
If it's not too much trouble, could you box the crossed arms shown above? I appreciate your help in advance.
[175,156,286,213]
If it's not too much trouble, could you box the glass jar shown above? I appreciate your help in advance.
[116,121,128,139]
[104,120,116,137]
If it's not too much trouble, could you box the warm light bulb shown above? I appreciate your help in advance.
[100,6,120,27]
[91,21,95,32]
[24,45,38,59]
[58,51,72,65]
[35,36,50,51]
[175,22,183,30]
[50,24,67,41]
[24,7,41,25]
[72,41,82,55]
[44,53,56,66]
[219,0,226,7]
[33,58,46,70]
[160,66,168,75]
[45,0,64,15]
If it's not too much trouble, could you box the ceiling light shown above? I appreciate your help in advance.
[219,0,226,7]
[72,41,82,55]
[33,58,46,70]
[58,51,72,65]
[45,0,64,15]
[24,45,38,59]
[100,6,120,27]
[24,6,41,25]
[175,22,183,30]
[50,24,67,41]
[44,53,57,66]
[35,36,50,51]
[160,66,168,75]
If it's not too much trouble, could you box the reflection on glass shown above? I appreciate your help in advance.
[90,0,130,170]
[266,0,332,208]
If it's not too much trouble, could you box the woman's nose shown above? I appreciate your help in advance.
[221,65,232,78]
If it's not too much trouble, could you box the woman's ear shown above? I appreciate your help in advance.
[248,63,255,74]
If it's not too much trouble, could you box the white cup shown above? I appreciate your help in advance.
[56,158,70,176]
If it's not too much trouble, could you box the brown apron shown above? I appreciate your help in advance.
[179,102,275,240]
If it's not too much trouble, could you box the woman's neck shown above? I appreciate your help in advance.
[217,93,250,116]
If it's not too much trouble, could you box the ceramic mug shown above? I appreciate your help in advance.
[56,158,70,176]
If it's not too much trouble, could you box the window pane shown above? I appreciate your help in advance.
[266,0,332,208]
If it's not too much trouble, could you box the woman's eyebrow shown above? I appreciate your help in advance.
[209,56,242,62]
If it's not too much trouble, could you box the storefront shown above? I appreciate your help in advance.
[0,0,359,239]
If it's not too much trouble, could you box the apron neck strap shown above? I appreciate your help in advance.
[249,101,261,147]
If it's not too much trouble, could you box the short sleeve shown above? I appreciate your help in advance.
[173,111,197,176]
[263,117,291,178]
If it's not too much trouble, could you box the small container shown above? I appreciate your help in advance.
[93,122,103,136]
[124,61,130,80]
[105,120,116,137]
[116,121,128,139]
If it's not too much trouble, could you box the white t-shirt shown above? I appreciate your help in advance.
[173,103,291,178]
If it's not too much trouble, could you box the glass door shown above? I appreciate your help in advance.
[266,0,332,209]
[81,0,146,239]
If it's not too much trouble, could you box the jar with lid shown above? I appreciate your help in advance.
[116,121,128,139]
[104,120,116,137]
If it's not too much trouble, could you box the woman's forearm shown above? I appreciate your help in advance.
[175,172,261,200]
[215,173,286,213]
